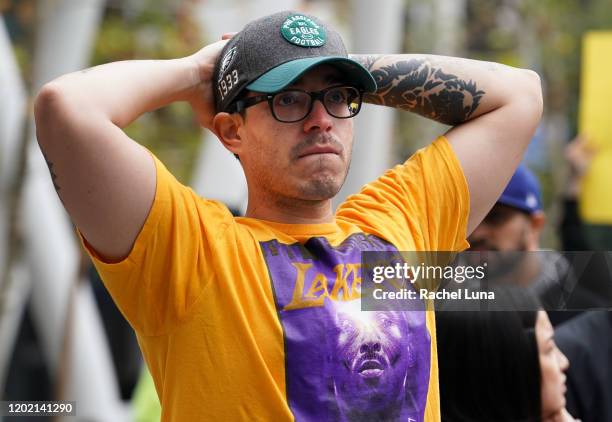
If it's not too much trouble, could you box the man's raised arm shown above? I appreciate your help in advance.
[34,40,227,261]
[351,54,543,234]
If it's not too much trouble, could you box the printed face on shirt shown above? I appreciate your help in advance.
[237,65,354,202]
[329,300,417,418]
[260,235,431,422]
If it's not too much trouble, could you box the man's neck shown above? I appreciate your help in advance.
[245,192,335,224]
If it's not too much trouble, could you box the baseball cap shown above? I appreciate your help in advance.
[213,11,377,113]
[498,165,542,214]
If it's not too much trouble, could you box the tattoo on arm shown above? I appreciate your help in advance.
[42,151,63,202]
[357,55,485,125]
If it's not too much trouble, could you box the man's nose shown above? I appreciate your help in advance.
[303,99,332,133]
[557,348,569,372]
[359,341,381,355]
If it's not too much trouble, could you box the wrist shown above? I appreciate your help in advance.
[184,54,204,88]
[168,56,202,103]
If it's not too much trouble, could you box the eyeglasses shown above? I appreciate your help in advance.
[228,85,363,123]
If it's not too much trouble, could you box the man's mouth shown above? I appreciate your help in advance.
[357,359,385,378]
[298,145,340,158]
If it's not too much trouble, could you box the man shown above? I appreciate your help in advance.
[468,165,604,321]
[34,10,542,422]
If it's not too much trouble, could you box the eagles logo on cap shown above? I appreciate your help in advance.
[218,46,237,81]
[280,14,326,47]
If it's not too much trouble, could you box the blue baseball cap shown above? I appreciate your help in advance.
[498,165,542,214]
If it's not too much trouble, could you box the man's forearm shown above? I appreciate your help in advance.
[351,54,539,126]
[39,57,198,128]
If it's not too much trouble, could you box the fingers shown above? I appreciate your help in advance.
[222,32,237,40]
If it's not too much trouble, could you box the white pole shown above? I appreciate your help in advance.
[0,17,27,200]
[432,0,466,55]
[0,15,27,295]
[335,0,405,205]
[0,14,31,396]
[22,0,129,420]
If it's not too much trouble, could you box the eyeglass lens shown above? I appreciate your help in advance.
[271,87,361,122]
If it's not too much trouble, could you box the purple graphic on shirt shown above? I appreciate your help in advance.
[260,233,431,422]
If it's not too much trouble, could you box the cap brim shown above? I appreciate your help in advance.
[246,56,377,93]
[497,195,539,214]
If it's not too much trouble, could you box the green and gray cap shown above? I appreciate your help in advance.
[213,10,377,113]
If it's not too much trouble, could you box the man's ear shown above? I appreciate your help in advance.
[213,112,244,156]
[527,211,546,249]
[530,211,546,234]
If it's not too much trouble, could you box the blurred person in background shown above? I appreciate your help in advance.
[468,165,604,322]
[560,135,594,252]
[468,165,545,255]
[554,311,612,422]
[559,134,612,306]
[33,9,542,422]
[436,287,578,422]
[554,135,612,421]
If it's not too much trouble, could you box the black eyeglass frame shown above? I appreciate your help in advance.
[227,85,364,123]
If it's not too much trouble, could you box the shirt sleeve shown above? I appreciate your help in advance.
[79,153,234,336]
[336,136,470,252]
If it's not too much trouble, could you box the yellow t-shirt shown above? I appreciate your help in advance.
[83,136,469,422]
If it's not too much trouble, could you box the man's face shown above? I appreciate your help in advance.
[468,203,535,252]
[236,65,354,201]
[467,203,545,281]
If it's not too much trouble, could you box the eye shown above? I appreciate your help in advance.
[327,88,348,104]
[276,91,301,106]
[339,318,355,332]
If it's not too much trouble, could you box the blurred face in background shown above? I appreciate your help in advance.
[536,310,569,419]
[468,203,545,252]
[466,204,545,278]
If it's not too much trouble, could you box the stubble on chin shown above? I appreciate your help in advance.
[297,154,352,200]
[297,172,341,200]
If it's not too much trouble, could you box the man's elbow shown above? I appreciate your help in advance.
[518,68,544,121]
[35,81,62,113]
[34,82,71,148]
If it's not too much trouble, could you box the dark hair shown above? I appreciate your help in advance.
[436,287,542,422]
[232,89,250,119]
